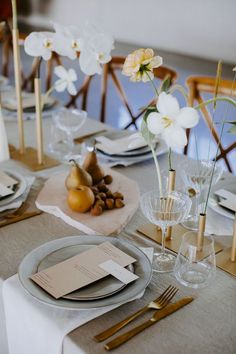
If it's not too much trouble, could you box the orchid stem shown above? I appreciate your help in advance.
[146,72,159,98]
[168,147,172,171]
[150,143,163,197]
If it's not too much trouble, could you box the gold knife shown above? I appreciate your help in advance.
[0,211,42,228]
[104,297,194,351]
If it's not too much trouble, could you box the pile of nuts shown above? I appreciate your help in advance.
[90,175,125,216]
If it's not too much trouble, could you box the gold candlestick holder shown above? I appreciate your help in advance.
[10,0,59,171]
[216,212,236,276]
[166,169,176,241]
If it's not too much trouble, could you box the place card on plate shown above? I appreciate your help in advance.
[30,241,137,299]
[215,188,236,212]
[0,171,18,198]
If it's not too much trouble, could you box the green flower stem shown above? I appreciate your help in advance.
[169,84,189,103]
[194,97,236,110]
[41,85,54,110]
[145,71,159,98]
[150,143,163,197]
[168,147,172,171]
[203,73,236,214]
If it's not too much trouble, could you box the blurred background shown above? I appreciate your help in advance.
[0,0,236,171]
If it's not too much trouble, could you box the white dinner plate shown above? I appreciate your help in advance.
[208,179,236,220]
[97,139,167,165]
[37,244,134,301]
[18,235,152,310]
[0,170,27,207]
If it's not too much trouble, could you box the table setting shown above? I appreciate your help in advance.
[0,2,236,354]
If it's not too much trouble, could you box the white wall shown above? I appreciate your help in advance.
[32,0,236,63]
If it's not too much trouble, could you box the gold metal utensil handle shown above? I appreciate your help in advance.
[94,306,148,342]
[104,297,194,351]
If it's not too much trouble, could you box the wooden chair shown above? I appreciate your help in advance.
[98,56,177,129]
[185,76,236,172]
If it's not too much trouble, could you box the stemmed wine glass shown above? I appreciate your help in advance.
[180,159,223,230]
[49,107,87,161]
[141,190,191,273]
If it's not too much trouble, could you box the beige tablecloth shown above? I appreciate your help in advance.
[1,117,236,354]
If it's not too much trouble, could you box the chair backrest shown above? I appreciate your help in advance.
[99,56,177,129]
[185,76,236,173]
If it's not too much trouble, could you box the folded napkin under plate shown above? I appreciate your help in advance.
[2,247,153,354]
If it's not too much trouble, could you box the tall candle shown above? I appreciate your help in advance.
[11,0,25,154]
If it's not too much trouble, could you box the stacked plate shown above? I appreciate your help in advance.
[18,235,152,310]
[209,179,236,220]
[0,169,27,208]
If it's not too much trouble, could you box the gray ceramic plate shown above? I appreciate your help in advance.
[37,244,134,301]
[209,180,236,220]
[18,236,152,310]
[0,170,27,207]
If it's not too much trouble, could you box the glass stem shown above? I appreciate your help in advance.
[193,193,200,224]
[67,131,74,149]
[161,226,167,256]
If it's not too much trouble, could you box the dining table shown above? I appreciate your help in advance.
[0,113,236,354]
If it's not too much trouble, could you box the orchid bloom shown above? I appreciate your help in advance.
[122,48,163,83]
[24,32,55,60]
[53,23,82,60]
[79,25,114,75]
[147,92,199,148]
[54,66,77,95]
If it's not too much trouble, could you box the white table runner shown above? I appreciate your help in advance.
[3,248,153,354]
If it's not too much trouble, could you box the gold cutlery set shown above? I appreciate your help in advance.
[94,285,194,350]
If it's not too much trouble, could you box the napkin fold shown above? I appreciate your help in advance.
[96,133,147,155]
[0,176,35,213]
[2,247,153,354]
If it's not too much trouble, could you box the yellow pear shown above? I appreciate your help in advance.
[65,159,92,190]
[82,151,104,184]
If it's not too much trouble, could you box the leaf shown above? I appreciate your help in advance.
[228,125,236,134]
[225,120,236,125]
[159,75,171,93]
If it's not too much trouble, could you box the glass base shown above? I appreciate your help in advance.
[47,142,83,163]
[175,263,215,288]
[181,219,198,231]
[153,252,176,273]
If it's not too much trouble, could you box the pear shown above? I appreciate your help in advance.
[82,150,104,184]
[65,159,92,190]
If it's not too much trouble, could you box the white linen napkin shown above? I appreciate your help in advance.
[3,247,153,354]
[0,176,35,213]
[96,134,147,155]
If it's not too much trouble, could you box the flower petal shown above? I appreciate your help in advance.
[149,55,163,69]
[68,68,77,82]
[157,92,180,115]
[162,124,187,148]
[176,107,200,128]
[79,50,102,75]
[147,112,164,135]
[54,79,67,92]
[67,81,77,95]
[54,65,68,80]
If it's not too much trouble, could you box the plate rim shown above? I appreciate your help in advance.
[18,235,152,310]
[0,169,27,207]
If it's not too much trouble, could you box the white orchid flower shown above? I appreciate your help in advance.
[24,32,55,60]
[79,25,114,75]
[147,92,199,148]
[53,23,82,60]
[54,66,77,95]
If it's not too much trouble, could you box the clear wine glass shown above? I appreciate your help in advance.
[180,159,223,230]
[51,107,87,161]
[141,190,191,273]
[174,231,216,288]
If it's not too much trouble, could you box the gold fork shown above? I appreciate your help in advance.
[94,285,178,342]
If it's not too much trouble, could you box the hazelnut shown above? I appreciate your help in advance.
[91,186,99,194]
[90,204,103,216]
[104,175,113,185]
[115,199,125,208]
[106,190,113,198]
[113,192,124,200]
[105,198,115,210]
[95,199,105,210]
[98,184,108,193]
[98,192,107,200]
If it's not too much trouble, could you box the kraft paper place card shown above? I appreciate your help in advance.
[30,242,137,299]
